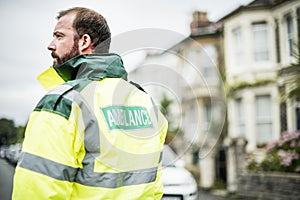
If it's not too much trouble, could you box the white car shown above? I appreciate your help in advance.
[6,143,22,165]
[161,145,198,200]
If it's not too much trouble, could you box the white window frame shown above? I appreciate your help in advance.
[232,27,244,65]
[295,101,300,130]
[202,102,212,133]
[285,14,296,60]
[235,98,245,137]
[255,95,273,145]
[252,22,269,62]
[200,45,218,85]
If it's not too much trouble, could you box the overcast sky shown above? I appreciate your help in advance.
[0,0,253,125]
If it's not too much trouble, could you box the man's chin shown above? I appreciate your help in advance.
[52,59,60,67]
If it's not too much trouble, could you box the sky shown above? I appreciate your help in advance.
[0,0,253,126]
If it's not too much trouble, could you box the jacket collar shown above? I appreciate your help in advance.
[37,53,128,91]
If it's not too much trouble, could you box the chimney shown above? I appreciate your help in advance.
[190,11,211,29]
[190,11,216,36]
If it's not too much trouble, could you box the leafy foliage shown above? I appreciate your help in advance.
[247,131,300,173]
[286,41,300,99]
[227,79,275,97]
[0,118,25,145]
[160,94,173,118]
[159,94,183,144]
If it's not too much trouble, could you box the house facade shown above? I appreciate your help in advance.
[182,11,226,189]
[276,0,300,132]
[129,11,226,189]
[130,0,300,193]
[220,0,300,192]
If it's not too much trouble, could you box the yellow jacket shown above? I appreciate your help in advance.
[13,54,168,200]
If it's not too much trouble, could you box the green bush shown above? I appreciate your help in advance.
[247,131,300,173]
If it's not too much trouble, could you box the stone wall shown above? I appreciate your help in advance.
[237,171,300,200]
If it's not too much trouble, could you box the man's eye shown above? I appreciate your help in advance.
[54,33,63,40]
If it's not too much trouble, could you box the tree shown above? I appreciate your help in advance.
[159,94,183,144]
[286,41,300,99]
[160,94,173,121]
[0,118,26,145]
[16,125,26,143]
[0,118,17,145]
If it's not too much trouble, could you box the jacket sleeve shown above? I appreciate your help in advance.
[154,111,168,199]
[12,90,85,200]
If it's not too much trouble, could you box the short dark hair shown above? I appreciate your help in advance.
[57,7,111,53]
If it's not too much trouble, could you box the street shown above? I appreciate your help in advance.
[0,159,15,200]
[0,158,229,200]
[198,192,229,200]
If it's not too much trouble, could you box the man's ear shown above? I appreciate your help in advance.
[78,34,93,54]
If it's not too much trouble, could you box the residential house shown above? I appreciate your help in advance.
[129,11,226,189]
[220,0,300,192]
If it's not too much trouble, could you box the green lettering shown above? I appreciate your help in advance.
[101,106,153,130]
[107,110,116,127]
[134,110,142,125]
[129,110,137,126]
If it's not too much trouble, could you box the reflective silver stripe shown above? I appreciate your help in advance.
[42,84,101,153]
[62,84,101,153]
[47,84,73,95]
[18,152,77,182]
[74,82,159,187]
[76,165,157,188]
[21,82,158,188]
[18,151,157,188]
[75,153,157,188]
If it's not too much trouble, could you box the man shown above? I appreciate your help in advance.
[13,7,168,200]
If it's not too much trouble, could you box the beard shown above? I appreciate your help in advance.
[52,38,80,67]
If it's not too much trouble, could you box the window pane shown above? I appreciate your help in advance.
[255,95,272,144]
[286,15,295,57]
[184,50,200,85]
[183,103,198,142]
[232,27,243,65]
[256,123,272,144]
[235,98,245,136]
[203,103,211,131]
[296,107,300,130]
[199,45,218,85]
[252,23,269,61]
[256,95,271,117]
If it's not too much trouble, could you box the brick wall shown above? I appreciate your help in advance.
[237,171,300,200]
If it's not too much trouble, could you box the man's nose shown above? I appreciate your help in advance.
[47,40,56,51]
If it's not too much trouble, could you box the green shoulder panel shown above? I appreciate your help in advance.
[33,79,92,119]
[34,94,72,120]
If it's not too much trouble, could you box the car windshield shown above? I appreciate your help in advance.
[162,145,178,167]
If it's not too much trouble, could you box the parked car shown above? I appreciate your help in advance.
[0,145,8,158]
[6,143,22,165]
[162,145,198,200]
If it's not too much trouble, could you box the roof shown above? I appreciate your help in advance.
[218,0,295,22]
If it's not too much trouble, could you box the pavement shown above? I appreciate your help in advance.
[198,190,231,200]
[0,158,15,200]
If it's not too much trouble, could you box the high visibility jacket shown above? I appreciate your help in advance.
[12,54,168,200]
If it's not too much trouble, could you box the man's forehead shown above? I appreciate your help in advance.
[54,13,76,31]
